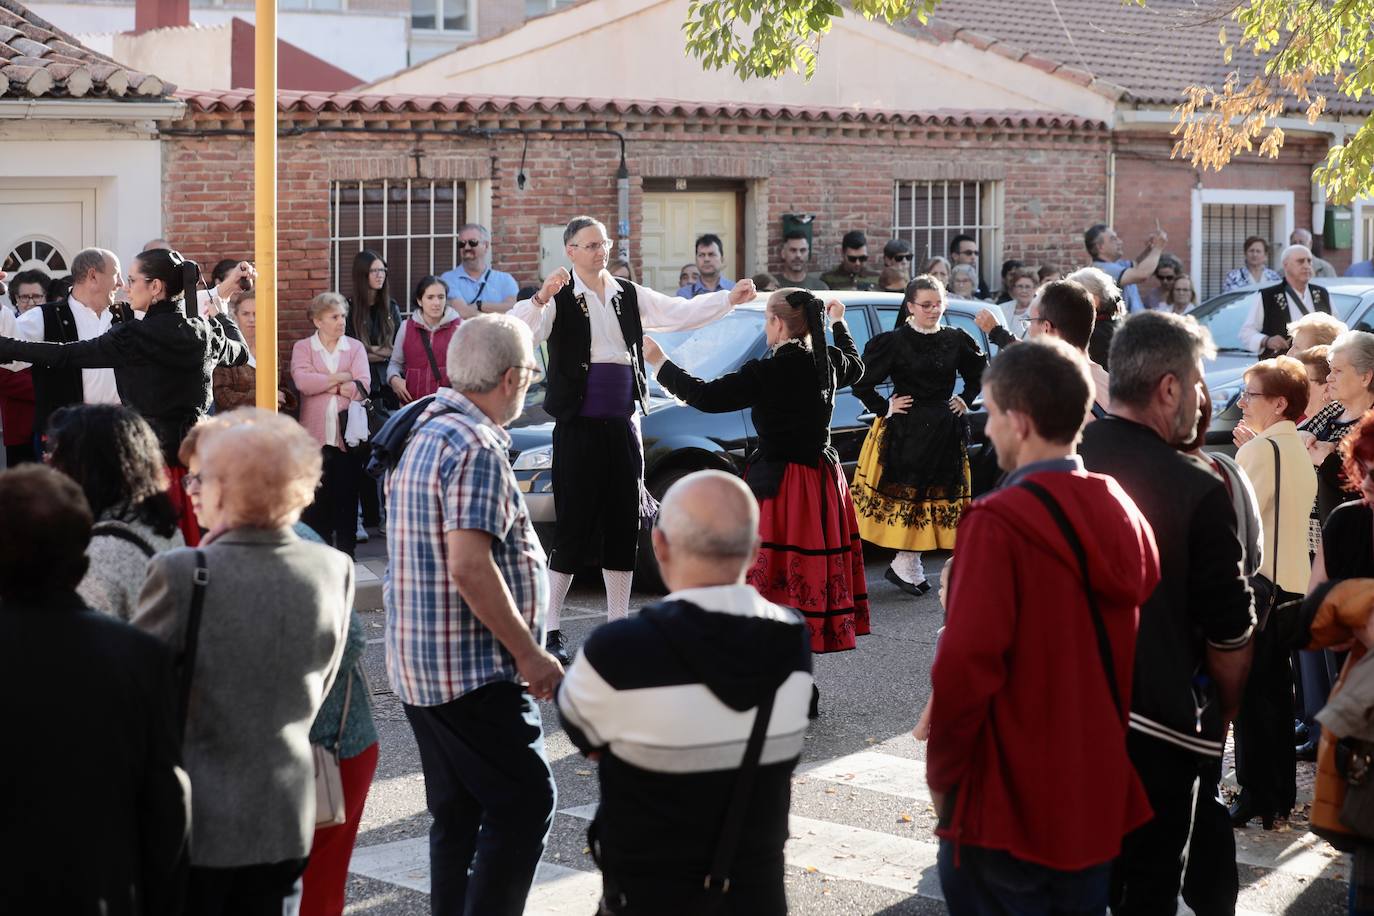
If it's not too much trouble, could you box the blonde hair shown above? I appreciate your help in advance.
[1288,311,1347,346]
[307,291,349,323]
[194,408,323,528]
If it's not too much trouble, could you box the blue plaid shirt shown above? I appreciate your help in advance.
[383,388,548,706]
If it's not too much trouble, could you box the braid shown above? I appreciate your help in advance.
[803,297,834,405]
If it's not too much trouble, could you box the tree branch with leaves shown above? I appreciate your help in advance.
[681,0,1374,203]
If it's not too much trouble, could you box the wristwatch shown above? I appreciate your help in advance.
[475,301,484,313]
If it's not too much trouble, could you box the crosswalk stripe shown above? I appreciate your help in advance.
[352,752,1348,910]
[800,750,930,802]
[349,835,605,913]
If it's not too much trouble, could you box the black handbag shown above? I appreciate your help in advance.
[1250,438,1287,632]
[1336,737,1374,839]
[337,380,392,444]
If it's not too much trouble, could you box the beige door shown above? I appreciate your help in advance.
[642,191,737,294]
[0,182,97,277]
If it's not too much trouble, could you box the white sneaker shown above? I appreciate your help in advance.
[356,523,370,543]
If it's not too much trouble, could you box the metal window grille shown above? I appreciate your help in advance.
[331,179,465,315]
[891,180,1002,286]
[1201,204,1275,299]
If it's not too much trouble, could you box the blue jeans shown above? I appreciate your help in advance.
[938,841,1111,916]
[404,682,556,916]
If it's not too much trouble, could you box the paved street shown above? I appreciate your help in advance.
[344,541,1350,915]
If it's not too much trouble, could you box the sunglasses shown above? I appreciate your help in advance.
[891,254,913,262]
[846,255,869,263]
[459,239,484,249]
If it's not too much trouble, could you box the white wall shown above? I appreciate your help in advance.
[368,0,1115,120]
[34,3,408,82]
[0,134,163,265]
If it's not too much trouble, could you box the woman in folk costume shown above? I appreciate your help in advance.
[643,289,870,659]
[851,275,987,595]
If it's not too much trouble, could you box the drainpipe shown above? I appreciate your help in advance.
[616,154,630,265]
[1106,151,1117,227]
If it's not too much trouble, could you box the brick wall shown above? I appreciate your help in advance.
[1113,131,1348,289]
[162,107,1112,368]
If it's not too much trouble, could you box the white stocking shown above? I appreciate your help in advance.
[603,568,634,622]
[547,570,574,632]
[892,550,924,584]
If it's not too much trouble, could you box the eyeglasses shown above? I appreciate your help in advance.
[1027,316,1053,326]
[459,239,485,249]
[1237,389,1269,403]
[846,255,869,263]
[14,293,45,304]
[572,241,614,253]
[513,364,545,384]
[1156,273,1177,282]
[368,267,388,276]
[912,301,943,310]
[182,472,202,492]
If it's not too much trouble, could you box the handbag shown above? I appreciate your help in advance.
[351,379,392,438]
[1336,736,1374,839]
[312,668,354,828]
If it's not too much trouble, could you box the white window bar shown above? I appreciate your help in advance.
[891,179,1002,275]
[329,180,463,313]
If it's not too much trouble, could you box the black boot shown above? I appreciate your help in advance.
[809,684,820,720]
[546,629,570,667]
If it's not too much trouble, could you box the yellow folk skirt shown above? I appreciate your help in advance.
[850,416,970,552]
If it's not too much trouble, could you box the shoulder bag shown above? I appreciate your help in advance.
[697,691,776,912]
[312,670,354,828]
[1250,439,1284,632]
[92,520,156,558]
[1018,480,1124,718]
[348,379,393,440]
[177,550,209,736]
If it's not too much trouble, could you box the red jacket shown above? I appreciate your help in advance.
[0,365,35,447]
[927,468,1159,870]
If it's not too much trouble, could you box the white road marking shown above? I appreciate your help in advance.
[349,836,604,913]
[787,814,943,897]
[800,750,930,802]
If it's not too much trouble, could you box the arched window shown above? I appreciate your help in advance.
[3,238,70,276]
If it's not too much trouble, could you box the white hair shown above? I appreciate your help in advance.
[446,314,533,393]
[1066,266,1122,315]
[1330,330,1374,390]
[1281,244,1312,267]
[1290,228,1314,246]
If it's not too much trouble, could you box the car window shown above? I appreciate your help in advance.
[842,308,877,367]
[1192,290,1364,352]
[875,306,902,336]
[647,311,764,395]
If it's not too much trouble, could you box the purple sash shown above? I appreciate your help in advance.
[580,363,634,419]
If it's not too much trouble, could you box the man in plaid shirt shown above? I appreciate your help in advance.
[384,314,562,916]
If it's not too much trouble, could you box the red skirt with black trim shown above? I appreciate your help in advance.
[165,464,202,547]
[747,460,870,654]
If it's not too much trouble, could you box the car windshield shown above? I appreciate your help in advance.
[647,311,765,396]
[1192,289,1364,353]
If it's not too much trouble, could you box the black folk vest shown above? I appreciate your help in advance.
[543,281,647,421]
[30,299,85,440]
[1260,282,1331,345]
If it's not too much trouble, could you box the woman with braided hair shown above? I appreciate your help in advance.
[0,247,249,542]
[642,288,870,657]
[851,275,986,595]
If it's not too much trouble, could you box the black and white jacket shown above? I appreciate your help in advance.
[557,584,812,911]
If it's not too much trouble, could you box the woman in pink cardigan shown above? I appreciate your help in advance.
[291,292,370,557]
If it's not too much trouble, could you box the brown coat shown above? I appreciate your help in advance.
[212,362,297,414]
[1306,579,1374,843]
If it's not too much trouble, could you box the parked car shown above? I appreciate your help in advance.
[507,290,1009,589]
[1189,279,1374,449]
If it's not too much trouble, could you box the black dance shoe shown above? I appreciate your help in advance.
[545,629,570,667]
[1296,739,1318,762]
[1228,799,1276,830]
[1296,721,1311,742]
[884,566,923,597]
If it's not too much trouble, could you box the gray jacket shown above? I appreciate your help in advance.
[133,526,354,868]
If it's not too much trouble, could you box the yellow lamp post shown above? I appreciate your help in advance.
[253,0,278,409]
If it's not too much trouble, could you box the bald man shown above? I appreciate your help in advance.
[557,470,813,915]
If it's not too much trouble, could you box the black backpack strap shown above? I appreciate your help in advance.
[416,323,443,385]
[178,550,209,732]
[704,690,776,903]
[91,521,156,558]
[1018,480,1124,719]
